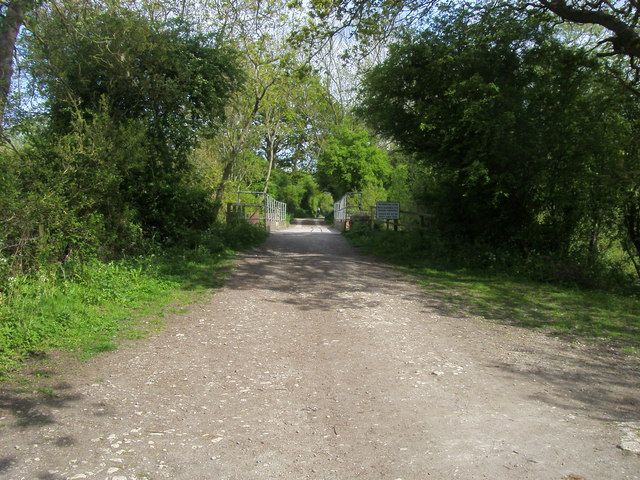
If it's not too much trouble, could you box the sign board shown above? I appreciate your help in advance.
[375,202,400,220]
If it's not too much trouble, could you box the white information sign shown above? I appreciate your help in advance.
[375,202,400,220]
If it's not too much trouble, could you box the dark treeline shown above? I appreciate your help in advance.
[1,4,245,281]
[353,3,640,288]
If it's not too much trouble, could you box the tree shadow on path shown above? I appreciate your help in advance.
[227,228,640,425]
[0,379,82,428]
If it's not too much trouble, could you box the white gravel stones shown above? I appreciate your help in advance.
[1,223,639,480]
[618,422,640,455]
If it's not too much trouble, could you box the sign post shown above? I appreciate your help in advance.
[375,202,400,231]
[375,202,400,220]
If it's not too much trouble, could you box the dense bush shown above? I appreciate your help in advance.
[359,4,640,283]
[347,223,634,289]
[0,219,267,377]
[0,8,246,291]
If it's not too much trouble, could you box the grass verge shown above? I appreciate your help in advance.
[0,223,268,380]
[346,229,640,350]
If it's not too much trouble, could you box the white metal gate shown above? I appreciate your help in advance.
[228,191,287,230]
[333,192,364,230]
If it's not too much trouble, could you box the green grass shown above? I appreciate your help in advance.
[37,386,55,397]
[0,240,256,380]
[347,229,640,348]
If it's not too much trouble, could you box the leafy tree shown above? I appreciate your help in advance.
[303,0,639,81]
[385,153,417,211]
[534,0,640,77]
[257,69,337,180]
[359,4,637,264]
[316,119,391,198]
[189,0,341,217]
[0,0,39,131]
[298,0,439,59]
[31,9,242,157]
[271,170,320,216]
[27,6,243,239]
[200,0,308,218]
[309,191,334,215]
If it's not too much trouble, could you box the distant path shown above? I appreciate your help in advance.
[1,221,640,479]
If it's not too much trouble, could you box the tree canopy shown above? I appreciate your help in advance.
[358,3,640,280]
[2,0,640,288]
[316,120,391,199]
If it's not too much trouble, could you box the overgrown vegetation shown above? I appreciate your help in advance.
[2,5,244,282]
[0,1,308,377]
[0,222,267,379]
[347,227,640,349]
[354,3,640,290]
[2,0,640,374]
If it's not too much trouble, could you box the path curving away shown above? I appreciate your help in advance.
[1,221,640,479]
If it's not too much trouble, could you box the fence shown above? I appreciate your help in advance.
[334,192,367,231]
[227,191,287,230]
[369,207,433,231]
[264,194,287,226]
[333,193,432,232]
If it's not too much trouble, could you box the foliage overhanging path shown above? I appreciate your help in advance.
[1,223,639,479]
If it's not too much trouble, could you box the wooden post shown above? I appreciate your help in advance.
[394,219,399,231]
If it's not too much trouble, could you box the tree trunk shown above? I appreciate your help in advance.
[624,194,640,280]
[0,0,27,132]
[211,153,236,220]
[538,1,640,59]
[263,134,276,195]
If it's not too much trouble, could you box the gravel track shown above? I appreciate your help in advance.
[1,221,639,479]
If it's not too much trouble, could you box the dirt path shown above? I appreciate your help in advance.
[1,221,640,480]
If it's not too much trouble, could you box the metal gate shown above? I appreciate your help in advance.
[333,192,366,231]
[227,191,287,230]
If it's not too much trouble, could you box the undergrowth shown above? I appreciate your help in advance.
[346,226,640,349]
[0,222,268,379]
